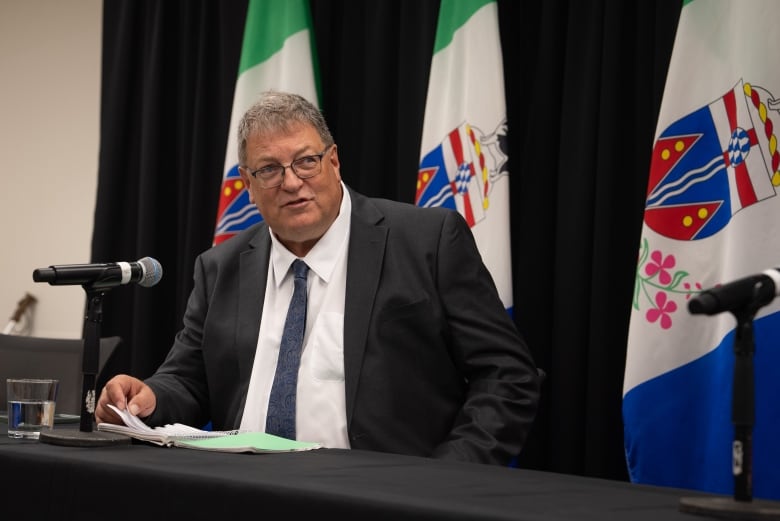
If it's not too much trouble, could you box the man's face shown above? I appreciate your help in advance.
[239,123,342,256]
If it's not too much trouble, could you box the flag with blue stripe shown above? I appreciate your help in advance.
[623,0,780,500]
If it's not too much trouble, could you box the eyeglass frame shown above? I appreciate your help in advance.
[243,145,334,189]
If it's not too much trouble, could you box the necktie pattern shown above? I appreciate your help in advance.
[265,259,309,439]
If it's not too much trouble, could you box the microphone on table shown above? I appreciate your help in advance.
[31,256,162,448]
[688,268,780,315]
[32,256,163,289]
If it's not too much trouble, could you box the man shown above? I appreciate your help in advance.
[96,91,541,465]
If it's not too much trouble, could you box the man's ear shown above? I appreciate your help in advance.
[329,145,341,179]
[238,166,256,204]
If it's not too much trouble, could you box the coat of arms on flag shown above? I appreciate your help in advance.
[415,119,508,227]
[634,80,780,332]
[645,80,780,242]
[214,166,263,245]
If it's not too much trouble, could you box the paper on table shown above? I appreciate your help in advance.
[172,432,321,453]
[97,404,321,453]
[96,404,240,446]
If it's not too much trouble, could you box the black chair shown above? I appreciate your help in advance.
[0,334,121,416]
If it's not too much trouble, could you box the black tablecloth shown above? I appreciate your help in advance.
[0,424,719,520]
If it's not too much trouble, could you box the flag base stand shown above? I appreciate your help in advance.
[680,496,780,520]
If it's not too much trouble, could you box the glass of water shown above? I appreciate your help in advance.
[7,378,59,439]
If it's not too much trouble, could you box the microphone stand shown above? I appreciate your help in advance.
[39,285,130,447]
[680,283,780,519]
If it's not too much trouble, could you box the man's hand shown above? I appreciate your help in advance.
[95,374,157,424]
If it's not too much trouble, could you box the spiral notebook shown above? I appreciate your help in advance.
[97,404,321,453]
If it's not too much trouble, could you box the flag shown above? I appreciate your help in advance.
[623,0,780,500]
[416,0,513,314]
[214,0,320,245]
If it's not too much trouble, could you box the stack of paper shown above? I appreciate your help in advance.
[97,404,321,453]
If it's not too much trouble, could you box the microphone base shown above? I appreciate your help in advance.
[39,429,131,447]
[680,496,780,520]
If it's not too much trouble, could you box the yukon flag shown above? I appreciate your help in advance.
[624,0,780,500]
[416,0,513,314]
[214,0,320,245]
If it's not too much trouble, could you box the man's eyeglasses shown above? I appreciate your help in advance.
[247,146,332,189]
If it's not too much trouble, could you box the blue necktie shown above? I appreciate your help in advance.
[265,259,309,439]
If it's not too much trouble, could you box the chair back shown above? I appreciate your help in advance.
[0,334,121,415]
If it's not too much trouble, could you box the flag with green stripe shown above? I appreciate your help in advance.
[416,0,513,314]
[623,0,780,499]
[214,0,320,245]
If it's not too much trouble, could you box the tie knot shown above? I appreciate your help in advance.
[292,259,309,279]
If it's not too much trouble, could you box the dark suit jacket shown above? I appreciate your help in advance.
[145,187,540,465]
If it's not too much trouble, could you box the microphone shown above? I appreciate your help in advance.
[32,256,163,289]
[688,268,780,315]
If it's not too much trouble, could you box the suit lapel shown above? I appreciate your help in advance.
[237,226,271,385]
[344,190,387,426]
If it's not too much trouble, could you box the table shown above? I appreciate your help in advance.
[0,424,719,521]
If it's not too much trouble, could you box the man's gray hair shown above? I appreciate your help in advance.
[237,90,334,166]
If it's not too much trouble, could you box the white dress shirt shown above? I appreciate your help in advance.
[240,185,351,448]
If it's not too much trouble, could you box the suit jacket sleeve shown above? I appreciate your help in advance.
[431,209,540,464]
[346,195,540,465]
[142,226,267,431]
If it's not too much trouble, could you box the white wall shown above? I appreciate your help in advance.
[0,0,102,338]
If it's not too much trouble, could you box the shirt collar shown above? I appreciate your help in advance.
[269,182,351,287]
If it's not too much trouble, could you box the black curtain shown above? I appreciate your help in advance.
[93,0,682,481]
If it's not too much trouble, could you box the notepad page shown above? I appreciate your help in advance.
[105,404,239,439]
